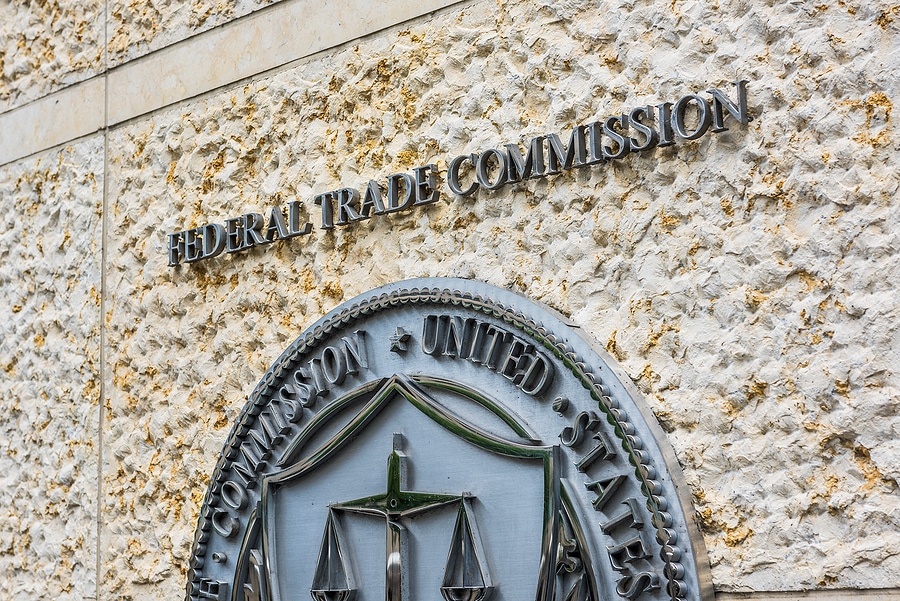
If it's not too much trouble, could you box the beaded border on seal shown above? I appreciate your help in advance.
[186,286,692,601]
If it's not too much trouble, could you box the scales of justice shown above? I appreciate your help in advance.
[310,434,493,601]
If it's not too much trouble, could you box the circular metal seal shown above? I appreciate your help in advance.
[186,279,713,601]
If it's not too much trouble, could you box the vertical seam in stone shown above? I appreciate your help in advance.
[95,0,109,597]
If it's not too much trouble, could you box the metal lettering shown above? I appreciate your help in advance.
[627,106,660,153]
[466,321,492,364]
[498,339,532,384]
[584,474,626,511]
[196,578,228,600]
[258,408,289,445]
[616,572,659,600]
[231,440,264,488]
[575,431,617,472]
[321,345,348,385]
[290,367,320,407]
[167,231,184,266]
[169,82,754,266]
[201,223,227,260]
[211,508,239,538]
[559,411,601,447]
[607,536,650,571]
[359,180,387,217]
[224,217,246,252]
[412,164,441,206]
[656,102,675,147]
[480,325,512,369]
[221,480,248,510]
[671,94,712,140]
[422,315,441,355]
[335,187,362,225]
[519,352,553,396]
[545,126,589,173]
[708,79,751,132]
[602,114,630,160]
[242,212,267,246]
[504,136,546,182]
[271,391,303,424]
[386,173,415,212]
[314,191,336,229]
[447,154,479,196]
[341,331,368,373]
[246,421,274,462]
[263,206,291,241]
[183,227,203,263]
[600,498,645,534]
[305,359,330,398]
[420,316,553,396]
[585,121,606,164]
[443,316,475,359]
[287,200,313,237]
[475,148,509,190]
[235,442,265,481]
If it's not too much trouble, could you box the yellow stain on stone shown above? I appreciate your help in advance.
[845,92,893,147]
[843,442,894,491]
[201,149,226,193]
[697,506,753,547]
[166,160,178,185]
[835,379,850,396]
[746,289,767,308]
[638,363,656,394]
[320,280,344,299]
[719,197,735,218]
[396,149,418,167]
[835,0,858,14]
[797,270,822,293]
[875,6,899,28]
[644,323,679,352]
[746,380,768,402]
[606,330,619,357]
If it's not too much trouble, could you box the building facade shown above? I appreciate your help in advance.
[0,0,898,599]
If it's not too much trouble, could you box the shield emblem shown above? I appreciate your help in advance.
[254,374,559,601]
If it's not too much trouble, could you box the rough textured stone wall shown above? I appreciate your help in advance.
[103,0,900,597]
[0,136,104,599]
[0,0,104,111]
[1,0,898,599]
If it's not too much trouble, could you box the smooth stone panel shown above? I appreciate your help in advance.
[108,0,287,68]
[107,0,467,125]
[0,77,106,167]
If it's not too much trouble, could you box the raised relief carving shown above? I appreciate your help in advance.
[311,511,356,601]
[421,315,554,396]
[187,281,710,601]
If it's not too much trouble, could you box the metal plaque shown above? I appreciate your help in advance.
[186,279,713,601]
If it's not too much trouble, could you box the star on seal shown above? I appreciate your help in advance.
[389,327,412,353]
